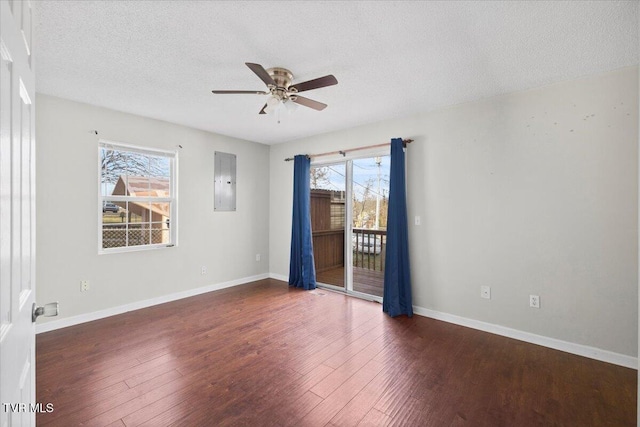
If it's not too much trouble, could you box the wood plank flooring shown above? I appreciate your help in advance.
[36,279,636,426]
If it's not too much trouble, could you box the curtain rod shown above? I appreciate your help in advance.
[284,138,413,161]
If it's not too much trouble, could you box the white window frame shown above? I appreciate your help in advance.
[98,139,178,254]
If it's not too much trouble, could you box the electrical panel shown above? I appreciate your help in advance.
[214,151,236,211]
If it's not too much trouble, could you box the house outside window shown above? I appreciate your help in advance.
[99,140,177,253]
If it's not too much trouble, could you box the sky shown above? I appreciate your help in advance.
[312,155,390,201]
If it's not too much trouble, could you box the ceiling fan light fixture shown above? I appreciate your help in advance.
[264,95,280,114]
[284,98,298,113]
[267,95,279,106]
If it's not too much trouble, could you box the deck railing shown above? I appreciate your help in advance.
[352,228,386,272]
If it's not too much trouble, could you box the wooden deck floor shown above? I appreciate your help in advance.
[36,279,636,426]
[317,266,384,297]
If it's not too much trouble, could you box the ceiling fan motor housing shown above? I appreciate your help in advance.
[266,67,297,101]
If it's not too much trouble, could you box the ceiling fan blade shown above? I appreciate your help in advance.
[246,63,276,87]
[211,90,269,94]
[259,104,267,115]
[289,75,338,93]
[292,95,327,111]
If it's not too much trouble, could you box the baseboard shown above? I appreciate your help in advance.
[412,305,637,370]
[269,273,288,282]
[35,273,270,334]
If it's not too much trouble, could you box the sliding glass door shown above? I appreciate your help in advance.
[310,155,390,300]
[351,156,389,298]
[310,163,346,289]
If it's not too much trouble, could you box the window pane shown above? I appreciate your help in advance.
[150,202,170,221]
[125,152,151,188]
[125,176,150,196]
[102,201,123,221]
[150,155,171,197]
[150,175,171,197]
[101,148,129,196]
[126,201,149,224]
[128,224,150,247]
[150,155,170,175]
[151,202,171,244]
[151,223,170,244]
[102,226,126,249]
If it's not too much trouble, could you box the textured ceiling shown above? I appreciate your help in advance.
[35,1,638,145]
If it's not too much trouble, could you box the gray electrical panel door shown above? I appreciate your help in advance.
[214,151,236,211]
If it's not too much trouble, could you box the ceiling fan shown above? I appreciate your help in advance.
[212,62,338,115]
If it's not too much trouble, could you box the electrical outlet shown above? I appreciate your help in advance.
[201,266,207,275]
[80,280,89,292]
[414,216,421,226]
[529,295,540,308]
[255,254,261,262]
[481,286,491,299]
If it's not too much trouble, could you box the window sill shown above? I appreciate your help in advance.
[98,243,176,255]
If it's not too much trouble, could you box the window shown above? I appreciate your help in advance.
[99,140,177,253]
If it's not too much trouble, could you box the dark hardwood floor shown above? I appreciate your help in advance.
[36,279,636,426]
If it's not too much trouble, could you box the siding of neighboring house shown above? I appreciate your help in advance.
[106,175,171,246]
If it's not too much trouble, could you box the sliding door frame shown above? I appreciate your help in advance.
[311,149,388,304]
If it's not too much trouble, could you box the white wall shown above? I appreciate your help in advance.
[36,95,270,324]
[270,67,639,357]
[637,2,640,420]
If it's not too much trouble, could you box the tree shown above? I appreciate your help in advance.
[309,166,332,189]
[352,178,389,229]
[100,148,168,186]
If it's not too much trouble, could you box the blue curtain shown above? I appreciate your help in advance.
[289,155,317,290]
[383,138,413,317]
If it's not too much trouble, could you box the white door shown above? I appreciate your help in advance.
[1,0,37,425]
